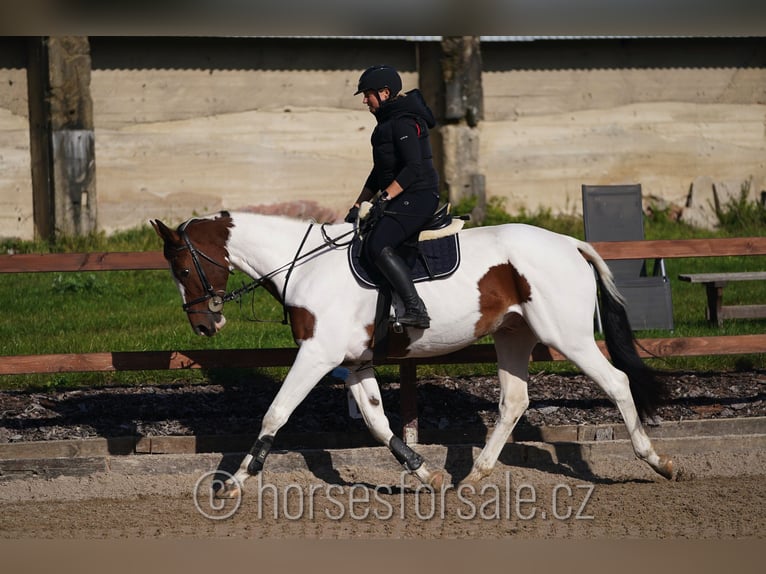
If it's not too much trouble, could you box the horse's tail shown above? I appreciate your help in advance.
[576,240,668,420]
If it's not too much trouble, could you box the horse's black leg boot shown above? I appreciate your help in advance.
[246,435,274,474]
[389,436,424,472]
[375,246,430,329]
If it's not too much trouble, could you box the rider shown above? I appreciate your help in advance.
[345,65,440,329]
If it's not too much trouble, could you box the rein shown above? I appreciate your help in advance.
[178,220,356,325]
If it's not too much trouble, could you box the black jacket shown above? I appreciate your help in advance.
[364,89,439,193]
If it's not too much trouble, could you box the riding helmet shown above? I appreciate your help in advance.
[354,65,402,96]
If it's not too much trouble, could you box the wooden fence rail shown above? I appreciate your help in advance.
[3,335,766,377]
[2,236,766,443]
[3,237,766,273]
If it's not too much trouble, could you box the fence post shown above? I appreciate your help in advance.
[26,36,97,241]
[399,359,419,445]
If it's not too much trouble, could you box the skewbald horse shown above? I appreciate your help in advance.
[152,211,674,498]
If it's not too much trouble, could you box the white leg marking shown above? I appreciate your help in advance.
[227,344,343,491]
[346,367,395,445]
[466,326,535,483]
[565,342,664,471]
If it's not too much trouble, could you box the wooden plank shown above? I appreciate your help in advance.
[148,436,198,455]
[0,457,107,479]
[0,437,136,460]
[631,334,766,357]
[1,335,765,376]
[0,348,300,375]
[679,271,766,283]
[720,305,766,320]
[0,251,167,273]
[1,418,762,464]
[1,237,765,274]
[591,237,766,260]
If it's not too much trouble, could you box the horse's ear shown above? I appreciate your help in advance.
[150,219,178,244]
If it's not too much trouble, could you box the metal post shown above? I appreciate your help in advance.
[399,359,419,445]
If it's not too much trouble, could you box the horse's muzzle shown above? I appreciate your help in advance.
[192,314,226,337]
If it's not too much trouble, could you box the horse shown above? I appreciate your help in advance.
[151,210,675,498]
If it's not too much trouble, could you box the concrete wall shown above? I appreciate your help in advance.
[84,37,418,235]
[1,37,764,239]
[480,38,766,215]
[0,40,32,240]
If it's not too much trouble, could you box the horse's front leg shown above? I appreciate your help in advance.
[347,366,446,490]
[217,345,341,499]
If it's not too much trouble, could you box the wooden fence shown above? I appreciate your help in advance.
[2,237,766,443]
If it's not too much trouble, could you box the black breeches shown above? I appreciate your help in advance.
[364,189,439,261]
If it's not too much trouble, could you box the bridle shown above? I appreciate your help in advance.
[175,219,357,322]
[176,220,231,314]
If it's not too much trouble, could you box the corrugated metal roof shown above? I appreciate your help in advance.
[259,35,756,42]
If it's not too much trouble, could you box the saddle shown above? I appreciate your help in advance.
[348,204,467,362]
[348,203,465,289]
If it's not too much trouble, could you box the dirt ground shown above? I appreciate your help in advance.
[0,370,764,540]
[1,444,765,539]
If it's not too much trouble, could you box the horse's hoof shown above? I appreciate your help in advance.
[428,470,447,491]
[656,455,675,480]
[215,482,241,500]
[460,469,487,487]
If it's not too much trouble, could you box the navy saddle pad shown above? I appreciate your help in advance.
[348,234,461,288]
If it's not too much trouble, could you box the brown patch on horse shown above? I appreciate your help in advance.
[255,276,315,344]
[185,212,233,248]
[363,322,413,358]
[474,262,532,338]
[288,306,316,343]
[151,213,234,300]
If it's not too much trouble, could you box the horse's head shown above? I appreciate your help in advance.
[151,214,233,336]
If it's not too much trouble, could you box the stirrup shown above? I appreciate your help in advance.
[397,310,431,330]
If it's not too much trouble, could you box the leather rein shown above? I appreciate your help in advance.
[176,220,355,324]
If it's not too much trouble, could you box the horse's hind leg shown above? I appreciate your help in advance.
[347,366,446,490]
[463,323,537,484]
[565,342,673,479]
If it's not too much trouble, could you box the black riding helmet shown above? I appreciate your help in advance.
[354,65,402,96]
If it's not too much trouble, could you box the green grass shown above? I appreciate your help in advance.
[1,194,765,391]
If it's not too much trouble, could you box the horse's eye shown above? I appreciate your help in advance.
[179,268,190,279]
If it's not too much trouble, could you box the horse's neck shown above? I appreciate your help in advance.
[225,213,324,285]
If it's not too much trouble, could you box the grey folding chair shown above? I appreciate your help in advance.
[582,184,674,331]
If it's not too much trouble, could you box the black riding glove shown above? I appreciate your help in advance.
[367,192,389,222]
[344,205,360,223]
[358,192,389,236]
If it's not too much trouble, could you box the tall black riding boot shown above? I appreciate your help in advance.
[375,246,431,329]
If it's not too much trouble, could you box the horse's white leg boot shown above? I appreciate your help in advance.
[348,367,445,490]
